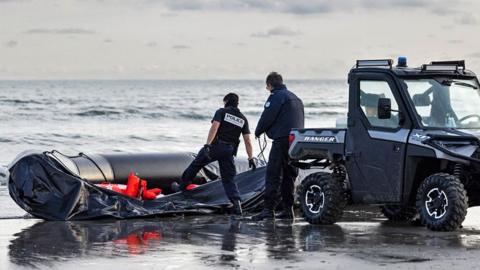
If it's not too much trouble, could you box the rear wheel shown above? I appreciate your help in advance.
[380,205,417,221]
[416,173,468,231]
[299,172,346,224]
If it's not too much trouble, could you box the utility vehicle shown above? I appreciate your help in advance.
[289,58,480,231]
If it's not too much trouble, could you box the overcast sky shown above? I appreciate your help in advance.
[0,0,479,79]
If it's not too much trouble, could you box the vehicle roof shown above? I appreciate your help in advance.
[350,65,477,78]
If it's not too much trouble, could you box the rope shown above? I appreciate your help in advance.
[79,152,108,182]
[45,150,108,182]
[256,134,268,164]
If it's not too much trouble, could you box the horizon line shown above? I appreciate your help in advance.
[0,78,346,81]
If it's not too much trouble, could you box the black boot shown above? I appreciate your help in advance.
[233,200,243,216]
[275,206,294,220]
[251,208,275,221]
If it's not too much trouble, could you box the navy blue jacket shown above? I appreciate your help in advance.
[255,85,305,140]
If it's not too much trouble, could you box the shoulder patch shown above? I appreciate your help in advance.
[265,101,270,108]
[224,113,245,128]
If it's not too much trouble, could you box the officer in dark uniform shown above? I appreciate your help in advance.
[172,93,256,216]
[252,72,304,221]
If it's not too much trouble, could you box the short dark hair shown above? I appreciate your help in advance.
[266,72,283,88]
[223,92,239,107]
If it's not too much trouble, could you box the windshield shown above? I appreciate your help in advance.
[403,77,480,129]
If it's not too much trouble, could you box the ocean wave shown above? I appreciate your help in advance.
[50,133,95,140]
[73,109,122,117]
[73,110,208,120]
[19,133,94,146]
[128,135,151,141]
[0,99,42,105]
[304,102,348,108]
[125,108,142,114]
[0,138,15,143]
[177,112,211,120]
[144,112,167,119]
[243,110,263,116]
[307,111,345,117]
[56,98,80,105]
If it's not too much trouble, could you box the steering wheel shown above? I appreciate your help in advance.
[458,114,480,125]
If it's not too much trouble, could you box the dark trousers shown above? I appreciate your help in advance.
[180,142,240,203]
[264,138,299,210]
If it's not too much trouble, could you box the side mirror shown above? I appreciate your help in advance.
[378,98,392,119]
[412,94,431,107]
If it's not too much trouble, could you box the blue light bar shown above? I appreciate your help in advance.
[397,56,407,67]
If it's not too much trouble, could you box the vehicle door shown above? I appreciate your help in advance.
[345,73,411,203]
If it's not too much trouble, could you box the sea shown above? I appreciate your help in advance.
[0,80,348,165]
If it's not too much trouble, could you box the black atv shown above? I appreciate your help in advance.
[289,58,480,231]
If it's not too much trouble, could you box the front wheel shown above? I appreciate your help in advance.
[416,173,468,231]
[299,172,346,224]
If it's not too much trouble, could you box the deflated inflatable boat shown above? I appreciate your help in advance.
[8,151,266,220]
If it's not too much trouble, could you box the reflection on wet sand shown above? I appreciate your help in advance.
[8,214,480,269]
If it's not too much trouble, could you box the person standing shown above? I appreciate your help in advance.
[252,72,305,221]
[172,93,256,216]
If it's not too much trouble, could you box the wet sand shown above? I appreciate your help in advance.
[2,207,480,270]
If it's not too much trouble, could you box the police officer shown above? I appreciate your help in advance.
[252,72,304,221]
[172,93,256,216]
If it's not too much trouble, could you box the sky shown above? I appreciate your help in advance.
[0,0,479,80]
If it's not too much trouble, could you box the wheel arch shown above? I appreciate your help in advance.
[403,152,445,206]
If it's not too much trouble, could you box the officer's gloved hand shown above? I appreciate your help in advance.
[203,144,212,159]
[248,158,256,170]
